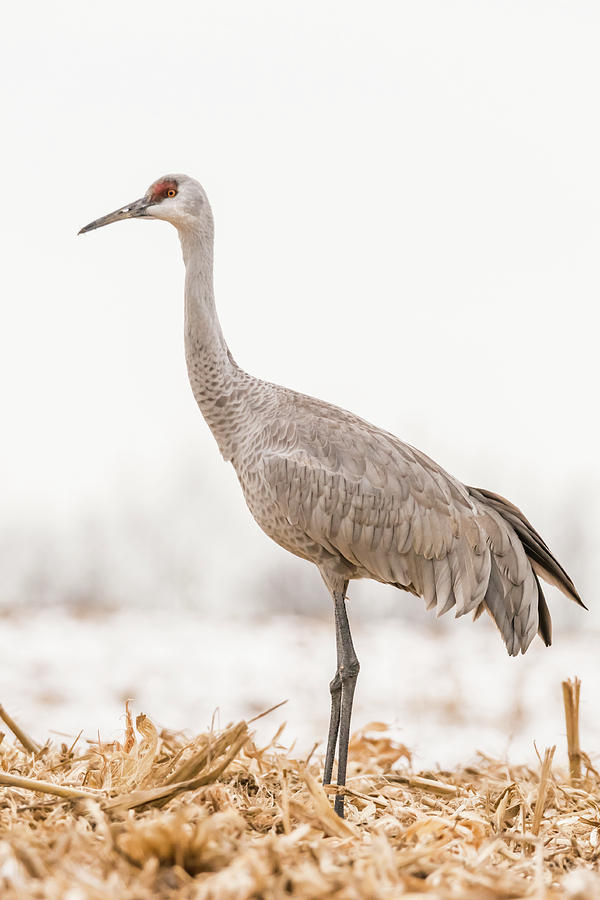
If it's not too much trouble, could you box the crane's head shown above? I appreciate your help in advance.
[78,174,211,235]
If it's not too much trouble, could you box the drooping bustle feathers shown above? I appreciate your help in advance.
[467,486,584,653]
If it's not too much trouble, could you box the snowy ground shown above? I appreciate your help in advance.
[1,608,597,773]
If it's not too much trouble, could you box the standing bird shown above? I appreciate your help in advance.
[80,174,584,817]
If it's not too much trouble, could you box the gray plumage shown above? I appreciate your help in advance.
[216,374,580,657]
[172,176,582,657]
[79,173,584,817]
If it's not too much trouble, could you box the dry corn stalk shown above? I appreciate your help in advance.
[562,677,582,784]
[0,703,40,754]
[532,745,555,836]
[0,771,100,801]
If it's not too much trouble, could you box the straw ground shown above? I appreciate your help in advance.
[1,681,599,899]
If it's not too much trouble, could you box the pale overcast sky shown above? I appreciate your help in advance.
[1,2,598,603]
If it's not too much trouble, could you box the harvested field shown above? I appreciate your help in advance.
[1,683,600,899]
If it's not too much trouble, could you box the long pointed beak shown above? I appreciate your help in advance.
[78,196,151,235]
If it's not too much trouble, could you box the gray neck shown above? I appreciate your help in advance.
[179,225,245,462]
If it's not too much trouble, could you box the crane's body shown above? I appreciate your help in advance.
[80,173,584,817]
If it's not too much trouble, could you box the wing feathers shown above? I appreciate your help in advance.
[259,407,582,657]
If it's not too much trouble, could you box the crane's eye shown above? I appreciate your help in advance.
[167,188,177,198]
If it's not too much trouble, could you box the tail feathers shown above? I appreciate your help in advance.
[535,571,552,647]
[472,602,485,622]
[468,485,583,654]
[483,556,521,656]
[482,556,539,655]
[473,566,551,650]
[468,486,585,609]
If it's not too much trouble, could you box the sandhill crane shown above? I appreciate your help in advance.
[79,174,584,817]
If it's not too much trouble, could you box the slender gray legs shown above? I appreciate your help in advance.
[322,585,360,818]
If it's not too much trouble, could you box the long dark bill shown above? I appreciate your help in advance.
[78,196,151,234]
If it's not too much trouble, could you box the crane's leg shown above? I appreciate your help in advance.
[323,608,343,788]
[322,585,360,818]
